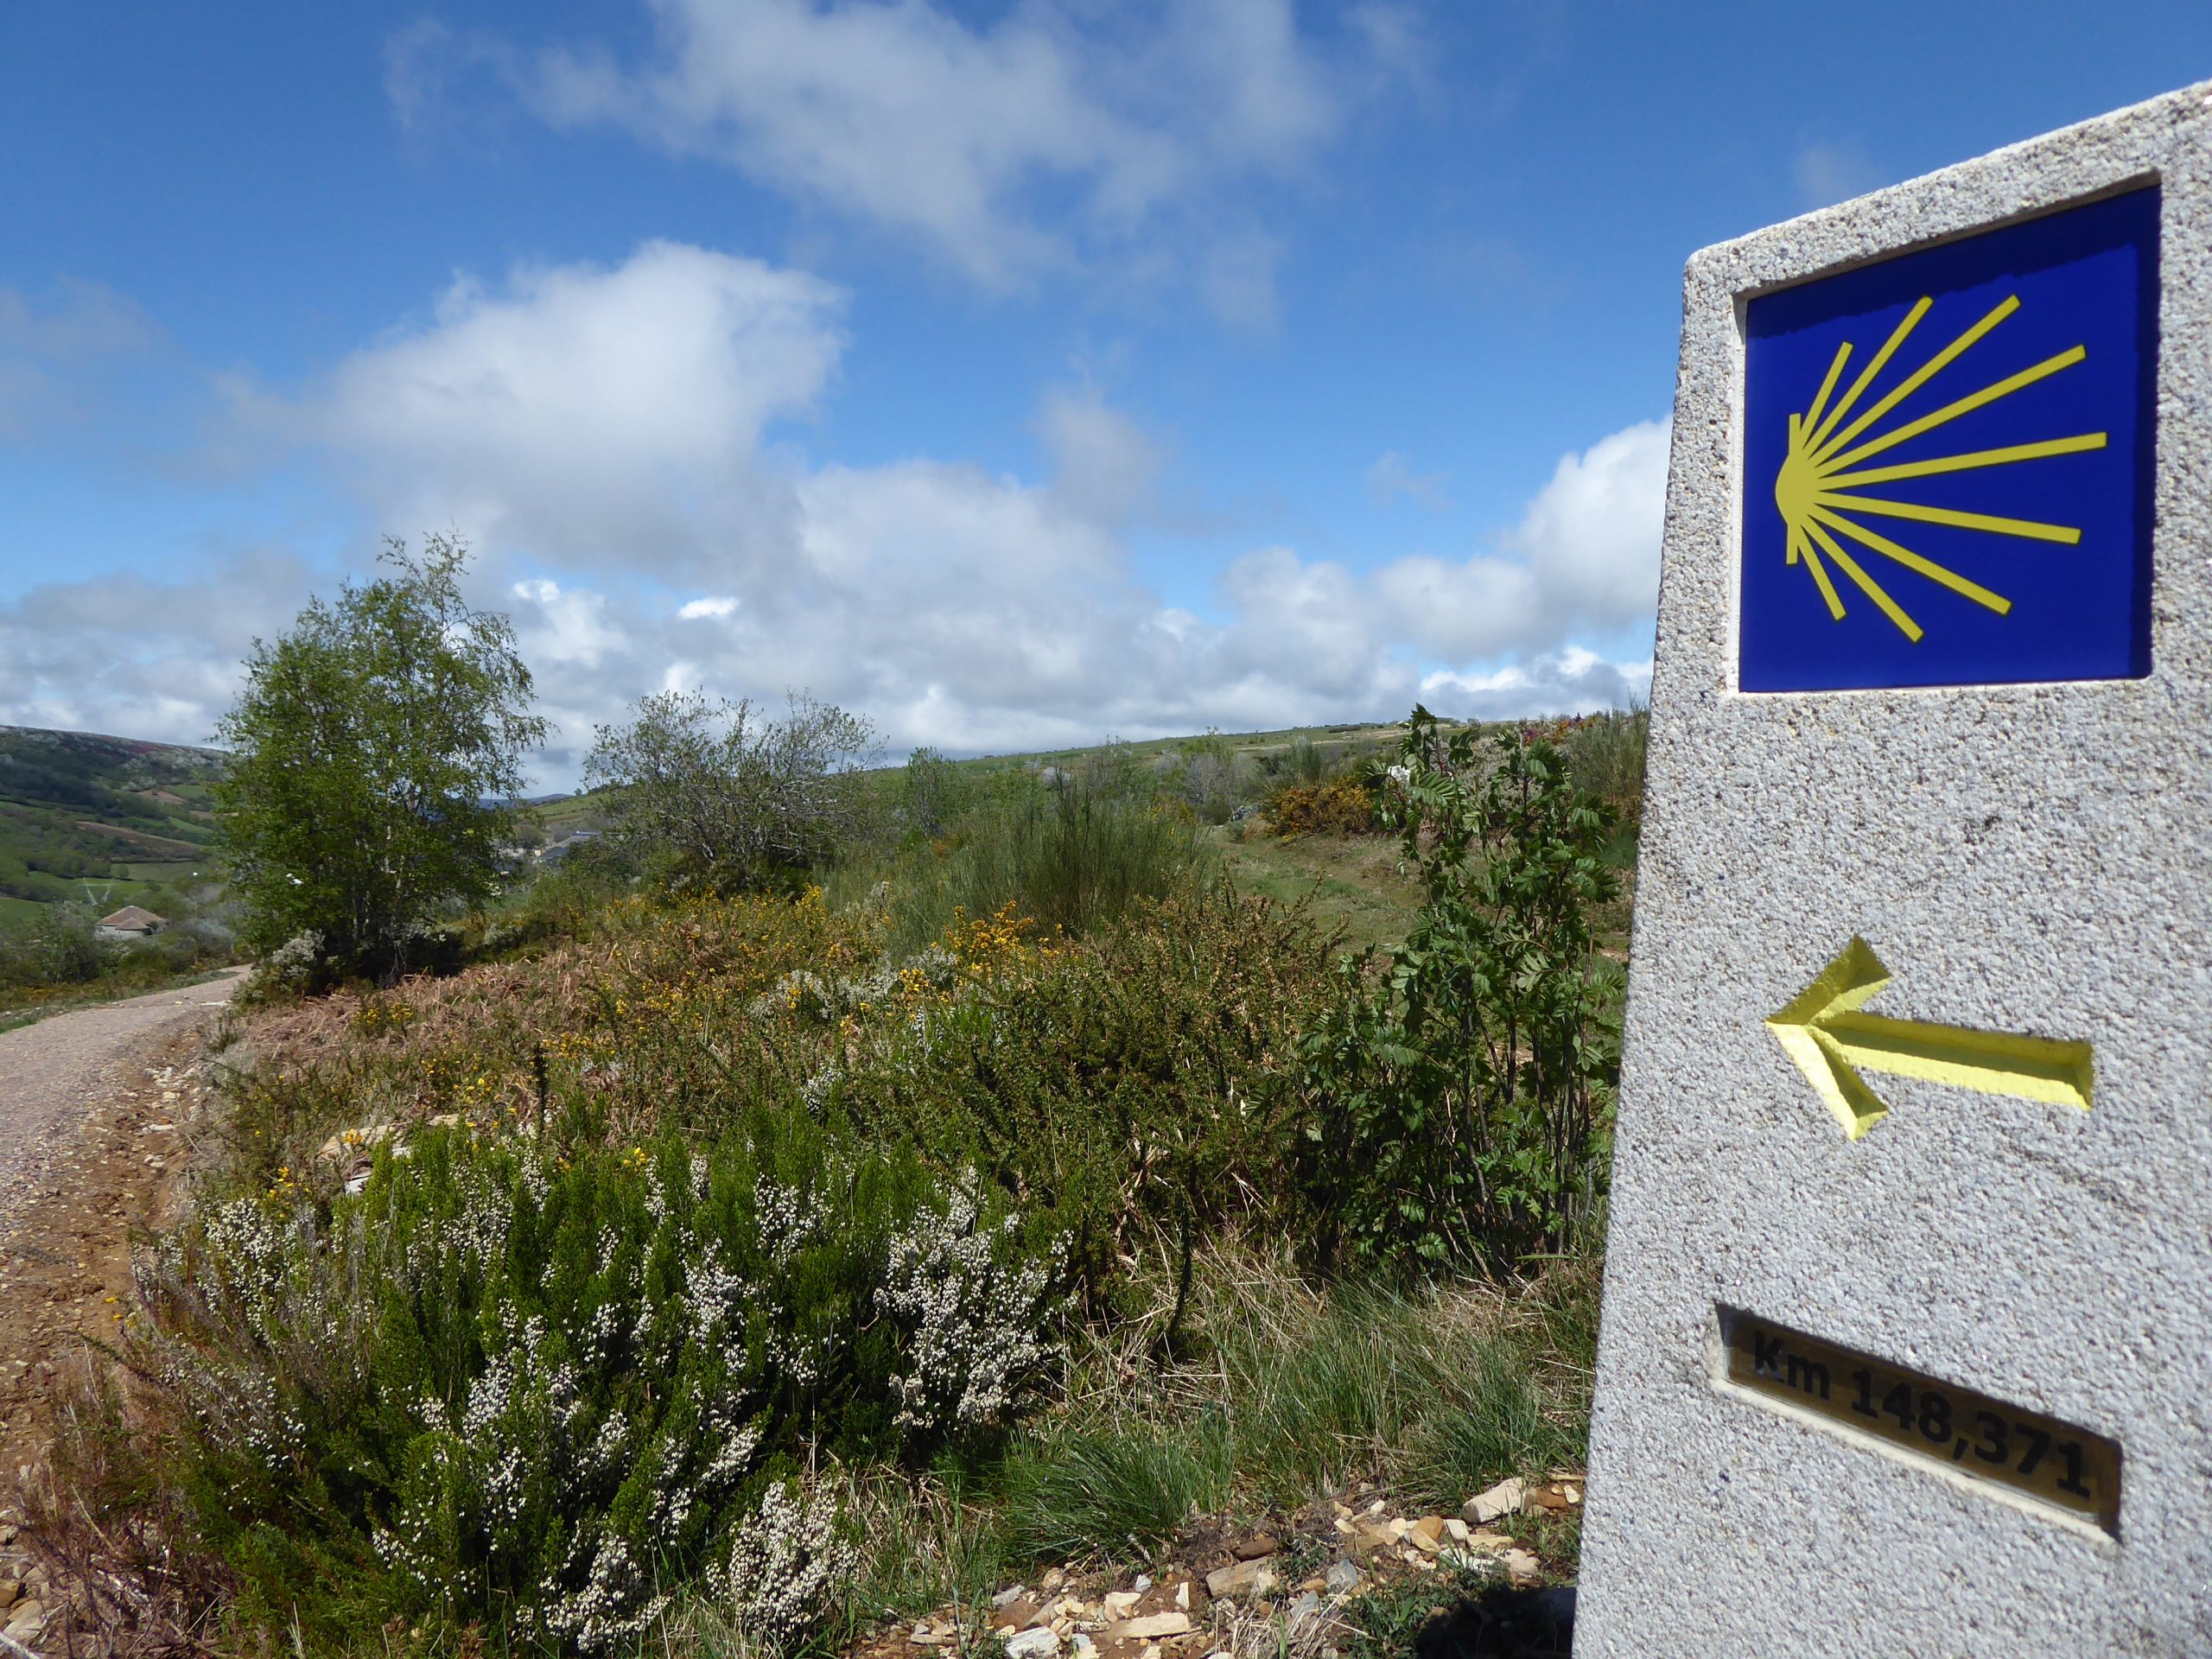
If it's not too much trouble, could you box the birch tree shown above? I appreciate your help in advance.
[214,534,549,982]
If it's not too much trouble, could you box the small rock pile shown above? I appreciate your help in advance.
[868,1474,1584,1659]
[0,1516,50,1654]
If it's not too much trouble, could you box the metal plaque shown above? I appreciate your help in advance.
[1717,1307,2122,1534]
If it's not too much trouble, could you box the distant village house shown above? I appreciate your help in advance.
[536,830,599,867]
[96,905,167,942]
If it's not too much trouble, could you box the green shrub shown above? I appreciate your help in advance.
[1565,706,1648,825]
[0,901,109,990]
[866,772,1215,953]
[582,691,878,897]
[899,747,973,837]
[1285,736,1327,786]
[126,1112,1065,1652]
[1297,709,1620,1269]
[826,887,1336,1314]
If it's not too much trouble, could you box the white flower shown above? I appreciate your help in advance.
[879,1183,1061,1433]
[710,1478,856,1654]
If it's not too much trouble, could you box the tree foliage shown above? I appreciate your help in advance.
[583,690,875,894]
[1298,707,1620,1268]
[213,534,549,982]
[899,746,969,837]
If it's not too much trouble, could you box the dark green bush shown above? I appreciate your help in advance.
[858,770,1216,955]
[1565,706,1648,826]
[961,780,1208,934]
[1284,735,1328,786]
[0,901,109,989]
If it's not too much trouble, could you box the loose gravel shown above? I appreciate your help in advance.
[0,973,241,1247]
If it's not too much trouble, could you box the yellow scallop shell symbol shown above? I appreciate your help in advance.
[1775,294,2106,642]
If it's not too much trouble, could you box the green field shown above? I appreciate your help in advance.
[1216,823,1421,953]
[524,719,1410,841]
[950,716,1412,775]
[0,725,225,910]
[522,710,1639,962]
[121,859,213,881]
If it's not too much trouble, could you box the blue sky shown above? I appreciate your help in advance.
[3,3,2207,782]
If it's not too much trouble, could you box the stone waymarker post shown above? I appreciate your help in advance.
[1576,84,2212,1656]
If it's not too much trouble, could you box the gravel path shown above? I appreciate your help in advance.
[0,971,244,1249]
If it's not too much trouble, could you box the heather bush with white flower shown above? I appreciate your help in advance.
[880,1181,1061,1434]
[128,1111,1063,1652]
[242,926,325,1000]
[709,1476,858,1653]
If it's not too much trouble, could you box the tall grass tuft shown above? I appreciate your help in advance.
[953,780,1211,935]
[1001,1422,1235,1562]
[863,772,1216,952]
[1286,736,1328,785]
[1566,704,1649,826]
[845,1467,1020,1628]
[1210,1280,1461,1502]
[1394,1345,1580,1512]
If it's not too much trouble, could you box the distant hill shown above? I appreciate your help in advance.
[0,727,226,919]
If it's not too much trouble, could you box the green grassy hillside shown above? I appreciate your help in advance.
[952,717,1412,777]
[0,725,226,911]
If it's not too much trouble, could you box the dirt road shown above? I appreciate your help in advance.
[0,974,241,1242]
[0,971,243,1484]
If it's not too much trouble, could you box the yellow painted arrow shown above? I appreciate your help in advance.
[1767,938,2094,1140]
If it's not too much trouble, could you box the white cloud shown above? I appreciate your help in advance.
[677,594,741,620]
[1793,141,1882,210]
[0,280,157,360]
[1038,385,1163,527]
[385,18,517,140]
[0,548,317,746]
[0,278,162,437]
[245,240,842,585]
[1422,645,1650,720]
[1368,417,1669,659]
[1501,416,1670,630]
[511,578,626,668]
[1364,450,1448,510]
[2,243,1666,782]
[410,0,1411,319]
